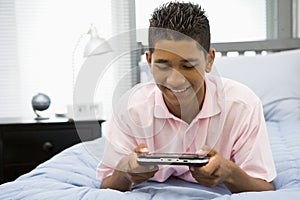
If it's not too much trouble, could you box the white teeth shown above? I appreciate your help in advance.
[171,87,189,93]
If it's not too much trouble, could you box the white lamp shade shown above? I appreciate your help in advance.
[84,25,112,57]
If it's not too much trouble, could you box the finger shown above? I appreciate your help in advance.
[128,170,157,184]
[128,170,157,179]
[191,172,218,181]
[190,166,213,178]
[210,166,221,178]
[190,167,220,186]
[127,174,147,184]
[190,156,219,177]
[129,164,159,174]
[199,158,220,176]
[206,148,217,157]
[134,143,149,154]
[195,145,211,156]
[115,153,135,172]
[144,164,159,172]
[195,146,218,158]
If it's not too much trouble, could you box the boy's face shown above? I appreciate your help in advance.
[146,39,215,111]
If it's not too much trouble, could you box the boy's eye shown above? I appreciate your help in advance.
[155,64,170,71]
[182,65,196,69]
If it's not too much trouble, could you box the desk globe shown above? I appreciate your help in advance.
[32,93,51,120]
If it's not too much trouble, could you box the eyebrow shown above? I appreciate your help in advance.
[181,58,198,63]
[154,59,169,63]
[154,58,199,63]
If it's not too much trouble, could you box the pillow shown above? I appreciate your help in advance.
[214,49,300,122]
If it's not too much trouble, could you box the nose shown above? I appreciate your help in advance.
[166,69,186,88]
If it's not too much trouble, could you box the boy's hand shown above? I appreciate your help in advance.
[116,144,159,184]
[189,146,234,187]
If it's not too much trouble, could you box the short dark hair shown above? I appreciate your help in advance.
[148,1,211,54]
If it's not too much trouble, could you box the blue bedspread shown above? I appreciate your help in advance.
[0,121,300,200]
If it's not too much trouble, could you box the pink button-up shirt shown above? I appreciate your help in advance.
[97,75,276,183]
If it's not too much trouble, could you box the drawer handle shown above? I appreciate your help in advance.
[42,141,54,152]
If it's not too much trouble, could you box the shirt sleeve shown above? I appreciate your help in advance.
[96,113,138,180]
[231,101,277,182]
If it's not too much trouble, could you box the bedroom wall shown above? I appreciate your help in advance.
[296,0,300,38]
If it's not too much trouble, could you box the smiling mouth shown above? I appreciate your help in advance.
[168,86,191,94]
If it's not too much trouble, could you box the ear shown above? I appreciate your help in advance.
[145,51,153,73]
[205,48,215,73]
[145,51,151,65]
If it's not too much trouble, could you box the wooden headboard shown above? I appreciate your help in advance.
[136,38,300,84]
[211,38,300,56]
[138,38,300,58]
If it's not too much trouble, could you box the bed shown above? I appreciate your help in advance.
[0,39,300,199]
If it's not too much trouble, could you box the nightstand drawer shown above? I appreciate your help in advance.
[2,129,81,163]
[3,163,38,182]
[0,118,104,184]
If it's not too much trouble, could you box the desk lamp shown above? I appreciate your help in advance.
[70,24,112,120]
[84,24,112,57]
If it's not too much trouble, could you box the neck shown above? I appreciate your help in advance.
[166,84,206,124]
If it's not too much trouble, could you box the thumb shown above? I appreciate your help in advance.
[134,143,149,154]
[195,145,216,157]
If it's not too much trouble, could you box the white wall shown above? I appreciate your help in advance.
[298,0,300,37]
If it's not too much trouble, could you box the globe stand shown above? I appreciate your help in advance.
[33,109,49,120]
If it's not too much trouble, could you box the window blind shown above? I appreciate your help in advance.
[136,0,267,43]
[95,0,138,118]
[0,0,21,117]
[1,0,112,118]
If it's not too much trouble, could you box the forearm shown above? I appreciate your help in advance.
[224,162,274,193]
[100,170,132,192]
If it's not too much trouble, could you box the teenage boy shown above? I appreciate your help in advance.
[97,2,276,193]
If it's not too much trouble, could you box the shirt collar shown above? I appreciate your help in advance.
[154,75,223,120]
[154,87,173,119]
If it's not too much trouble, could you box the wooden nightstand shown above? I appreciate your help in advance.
[0,117,104,184]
